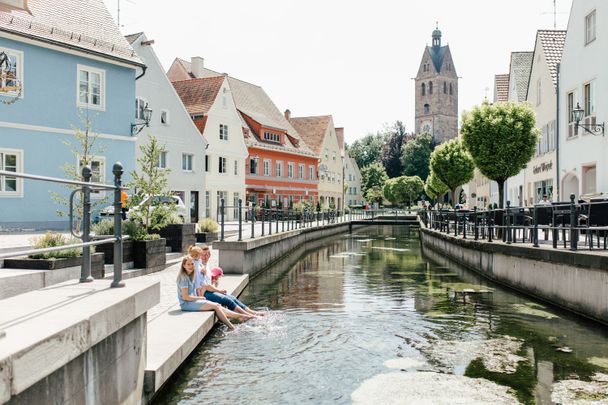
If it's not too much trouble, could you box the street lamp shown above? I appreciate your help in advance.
[131,103,152,135]
[572,102,604,136]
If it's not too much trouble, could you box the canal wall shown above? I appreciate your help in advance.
[419,227,608,325]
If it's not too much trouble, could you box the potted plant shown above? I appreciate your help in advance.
[195,218,219,243]
[159,212,196,253]
[91,219,135,264]
[3,232,105,278]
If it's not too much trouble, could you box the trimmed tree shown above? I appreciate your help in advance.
[461,101,539,208]
[396,176,424,209]
[401,132,433,180]
[383,178,398,205]
[429,139,474,206]
[425,171,449,204]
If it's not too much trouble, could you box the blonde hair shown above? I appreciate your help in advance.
[188,245,204,257]
[177,256,195,283]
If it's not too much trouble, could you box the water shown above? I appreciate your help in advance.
[155,226,608,405]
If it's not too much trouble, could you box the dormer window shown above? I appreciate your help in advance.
[264,131,281,143]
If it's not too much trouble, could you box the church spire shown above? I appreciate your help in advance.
[432,22,442,48]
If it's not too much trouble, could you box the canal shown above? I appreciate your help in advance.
[155,225,608,404]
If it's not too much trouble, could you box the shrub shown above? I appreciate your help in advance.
[28,231,85,259]
[197,218,219,233]
[91,219,114,236]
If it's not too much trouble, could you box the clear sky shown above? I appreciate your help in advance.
[104,0,573,145]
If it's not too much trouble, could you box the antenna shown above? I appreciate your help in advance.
[117,0,120,28]
[553,0,556,29]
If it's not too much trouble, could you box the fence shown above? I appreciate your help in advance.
[422,194,608,251]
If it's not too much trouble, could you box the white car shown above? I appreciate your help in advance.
[99,195,188,223]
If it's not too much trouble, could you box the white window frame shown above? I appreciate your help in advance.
[0,47,24,99]
[77,155,105,197]
[218,156,227,174]
[157,151,168,169]
[135,97,147,119]
[77,64,105,111]
[288,162,294,178]
[298,163,304,179]
[182,153,194,172]
[219,124,228,141]
[584,80,596,117]
[309,165,315,180]
[0,148,23,197]
[585,10,596,45]
[160,109,170,125]
[264,159,271,176]
[276,160,283,177]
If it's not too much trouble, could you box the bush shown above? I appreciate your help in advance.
[28,231,85,259]
[293,200,313,212]
[91,219,114,236]
[197,218,219,233]
[166,211,184,225]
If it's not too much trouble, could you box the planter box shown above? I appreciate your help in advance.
[4,253,105,278]
[94,239,134,265]
[195,232,218,243]
[159,224,196,253]
[133,238,166,269]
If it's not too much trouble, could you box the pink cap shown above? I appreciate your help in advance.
[210,267,224,278]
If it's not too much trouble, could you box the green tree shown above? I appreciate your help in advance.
[425,171,449,203]
[128,136,176,235]
[383,178,398,205]
[380,121,407,178]
[461,101,539,208]
[429,139,474,206]
[394,176,424,208]
[401,132,433,180]
[349,132,385,169]
[361,162,389,196]
[365,186,385,205]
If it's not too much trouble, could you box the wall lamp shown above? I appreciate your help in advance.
[131,104,152,136]
[572,102,604,136]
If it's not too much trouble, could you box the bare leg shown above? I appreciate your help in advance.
[223,307,253,322]
[200,302,235,330]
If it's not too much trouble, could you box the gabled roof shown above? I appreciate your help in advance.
[172,76,225,116]
[494,74,510,102]
[0,0,142,66]
[335,127,344,153]
[125,32,143,45]
[427,45,448,73]
[176,57,223,79]
[289,115,332,155]
[509,52,534,102]
[537,29,566,87]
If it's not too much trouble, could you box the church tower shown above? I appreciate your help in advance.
[414,25,458,143]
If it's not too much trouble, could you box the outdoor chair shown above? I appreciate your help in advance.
[580,199,608,249]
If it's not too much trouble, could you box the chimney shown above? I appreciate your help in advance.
[191,56,204,78]
[284,109,291,120]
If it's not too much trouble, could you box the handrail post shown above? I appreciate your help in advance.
[261,207,265,236]
[282,209,285,232]
[220,198,225,241]
[570,193,578,251]
[111,162,125,288]
[238,198,243,241]
[532,205,539,247]
[506,202,512,244]
[488,208,494,242]
[80,166,93,283]
[473,207,479,240]
[251,203,256,239]
[276,208,279,233]
[269,208,273,235]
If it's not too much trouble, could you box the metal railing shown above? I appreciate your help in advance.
[422,194,608,252]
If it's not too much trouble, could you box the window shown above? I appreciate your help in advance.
[218,157,227,173]
[584,81,595,116]
[288,162,294,178]
[233,192,240,218]
[219,124,229,140]
[250,157,258,175]
[276,161,283,177]
[429,81,433,94]
[205,155,210,172]
[585,10,596,45]
[78,156,104,195]
[298,164,304,179]
[0,149,22,196]
[158,151,167,169]
[567,92,575,123]
[0,47,23,97]
[424,104,430,114]
[234,160,238,175]
[77,65,104,110]
[182,153,194,171]
[264,159,271,176]
[192,114,204,121]
[135,97,147,119]
[160,109,170,125]
[443,82,447,94]
[421,83,426,96]
[449,83,453,95]
[205,191,210,217]
[264,132,281,142]
[309,165,315,180]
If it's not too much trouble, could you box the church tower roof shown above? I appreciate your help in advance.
[428,25,448,73]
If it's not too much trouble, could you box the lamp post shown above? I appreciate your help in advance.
[572,102,604,136]
[131,103,152,135]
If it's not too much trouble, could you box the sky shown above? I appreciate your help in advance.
[103,0,573,145]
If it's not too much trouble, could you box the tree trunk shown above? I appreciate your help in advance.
[451,188,457,208]
[497,180,505,209]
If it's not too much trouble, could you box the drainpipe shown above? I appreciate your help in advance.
[135,65,147,81]
[556,62,561,201]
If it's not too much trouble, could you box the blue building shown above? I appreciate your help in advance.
[0,0,144,230]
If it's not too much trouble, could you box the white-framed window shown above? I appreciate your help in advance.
[234,160,238,175]
[0,149,23,197]
[77,65,105,110]
[298,164,304,179]
[585,10,596,45]
[135,97,147,119]
[182,153,194,171]
[276,161,283,177]
[78,155,105,195]
[0,47,23,98]
[158,151,168,169]
[288,162,294,178]
[264,132,281,142]
[205,155,210,172]
[584,81,595,116]
[249,157,258,175]
[205,191,210,217]
[219,124,228,140]
[264,159,271,176]
[309,165,315,180]
[160,109,170,125]
[218,156,227,173]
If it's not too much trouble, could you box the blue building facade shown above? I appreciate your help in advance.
[0,1,143,230]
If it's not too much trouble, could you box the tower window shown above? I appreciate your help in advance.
[429,81,433,94]
[449,83,453,95]
[443,82,447,94]
[424,104,430,114]
[421,83,426,96]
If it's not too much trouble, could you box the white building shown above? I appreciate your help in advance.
[127,33,207,223]
[559,0,606,199]
[344,155,364,207]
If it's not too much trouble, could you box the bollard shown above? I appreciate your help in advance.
[506,201,512,244]
[570,193,578,251]
[80,166,93,283]
[111,162,125,288]
[238,199,243,241]
[220,198,225,241]
[251,203,256,239]
[532,205,539,247]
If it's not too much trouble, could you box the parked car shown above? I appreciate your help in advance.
[99,195,188,223]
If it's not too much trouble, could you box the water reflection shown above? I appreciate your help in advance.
[155,225,608,405]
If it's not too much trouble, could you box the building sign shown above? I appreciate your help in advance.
[533,161,553,175]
